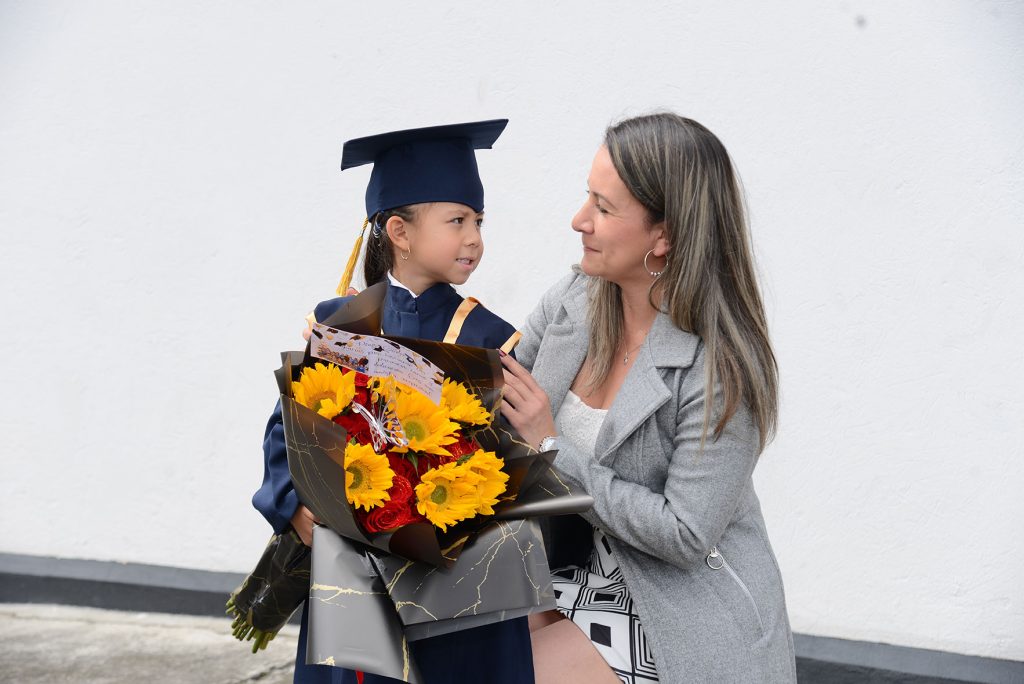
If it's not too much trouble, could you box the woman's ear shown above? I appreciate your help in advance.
[386,215,411,252]
[651,221,671,258]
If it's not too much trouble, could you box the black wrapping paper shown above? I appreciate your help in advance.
[226,530,310,651]
[306,526,424,683]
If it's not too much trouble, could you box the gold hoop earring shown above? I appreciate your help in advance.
[644,250,664,278]
[400,249,410,261]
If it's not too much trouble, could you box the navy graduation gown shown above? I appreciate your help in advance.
[252,282,531,684]
[340,280,517,349]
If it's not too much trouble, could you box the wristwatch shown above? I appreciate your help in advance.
[538,435,558,452]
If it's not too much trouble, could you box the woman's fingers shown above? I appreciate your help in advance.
[502,365,547,408]
[500,400,523,431]
[499,353,556,448]
[500,398,518,416]
[503,381,546,419]
[503,371,537,411]
[500,352,544,393]
[502,366,529,392]
[501,377,526,405]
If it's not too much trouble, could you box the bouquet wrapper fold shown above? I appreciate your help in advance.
[307,525,423,683]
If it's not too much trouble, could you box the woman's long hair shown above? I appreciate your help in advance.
[591,113,778,451]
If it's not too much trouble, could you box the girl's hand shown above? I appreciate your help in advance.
[290,505,320,546]
[499,352,557,450]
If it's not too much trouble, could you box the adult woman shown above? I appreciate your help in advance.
[500,113,796,683]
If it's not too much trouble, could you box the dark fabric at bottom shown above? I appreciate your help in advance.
[293,599,534,684]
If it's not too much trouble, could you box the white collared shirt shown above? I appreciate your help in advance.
[387,271,418,298]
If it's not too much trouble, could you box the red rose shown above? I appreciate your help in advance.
[388,455,419,485]
[416,453,456,477]
[386,474,414,504]
[352,387,370,407]
[349,374,371,408]
[446,434,480,459]
[359,498,424,533]
[333,410,372,444]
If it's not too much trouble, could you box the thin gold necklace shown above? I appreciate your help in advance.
[622,331,648,365]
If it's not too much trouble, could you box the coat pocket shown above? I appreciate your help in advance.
[706,546,766,638]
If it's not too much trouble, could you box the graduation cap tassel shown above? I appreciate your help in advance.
[336,217,370,295]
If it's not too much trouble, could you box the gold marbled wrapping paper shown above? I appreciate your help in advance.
[306,526,424,683]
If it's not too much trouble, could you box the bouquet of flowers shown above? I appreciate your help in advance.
[292,361,509,536]
[229,283,593,680]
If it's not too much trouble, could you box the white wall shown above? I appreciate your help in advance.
[1,0,1021,662]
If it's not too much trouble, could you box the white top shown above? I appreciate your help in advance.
[554,390,608,457]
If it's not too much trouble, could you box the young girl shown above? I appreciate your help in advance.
[252,120,532,684]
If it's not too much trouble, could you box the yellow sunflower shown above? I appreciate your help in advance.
[344,441,395,511]
[292,363,356,420]
[464,450,509,516]
[441,379,492,426]
[415,461,484,531]
[390,386,460,456]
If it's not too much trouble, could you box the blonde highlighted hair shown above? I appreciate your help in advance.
[588,112,778,451]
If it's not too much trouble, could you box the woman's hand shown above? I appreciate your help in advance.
[290,505,320,546]
[499,351,557,450]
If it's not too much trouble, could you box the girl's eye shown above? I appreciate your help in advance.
[476,218,485,228]
[451,217,464,224]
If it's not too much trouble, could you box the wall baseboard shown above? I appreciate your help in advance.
[793,634,1023,684]
[2,552,1020,683]
[0,552,244,619]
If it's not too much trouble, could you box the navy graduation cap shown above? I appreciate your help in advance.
[334,119,508,294]
[342,119,508,218]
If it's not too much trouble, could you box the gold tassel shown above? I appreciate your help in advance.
[336,217,370,295]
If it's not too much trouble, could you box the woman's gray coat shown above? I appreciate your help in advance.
[518,272,797,683]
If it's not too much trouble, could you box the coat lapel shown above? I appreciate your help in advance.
[532,281,589,420]
[595,312,701,463]
[532,278,702,464]
[595,351,671,463]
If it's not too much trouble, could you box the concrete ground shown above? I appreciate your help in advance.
[0,603,299,684]
[1,602,1015,684]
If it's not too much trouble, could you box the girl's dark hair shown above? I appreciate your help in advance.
[362,205,418,287]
